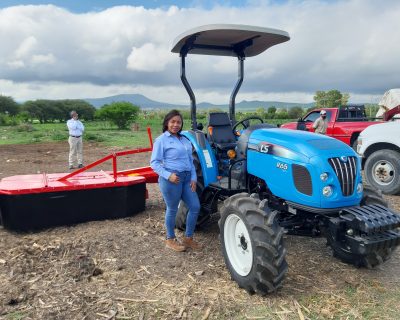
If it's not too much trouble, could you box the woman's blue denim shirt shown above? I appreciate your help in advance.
[150,131,197,181]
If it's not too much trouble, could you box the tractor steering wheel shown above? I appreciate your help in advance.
[232,116,264,134]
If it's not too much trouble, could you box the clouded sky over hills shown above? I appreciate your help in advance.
[0,0,399,105]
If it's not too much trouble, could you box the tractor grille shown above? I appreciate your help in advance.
[328,156,357,196]
[292,164,312,196]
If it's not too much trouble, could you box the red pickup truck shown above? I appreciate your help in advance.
[280,105,381,149]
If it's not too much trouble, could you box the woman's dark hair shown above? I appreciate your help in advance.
[162,109,183,134]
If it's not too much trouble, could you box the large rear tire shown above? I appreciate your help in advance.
[175,152,212,230]
[218,193,287,295]
[327,185,394,268]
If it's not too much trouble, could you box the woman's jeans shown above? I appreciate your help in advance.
[159,171,200,239]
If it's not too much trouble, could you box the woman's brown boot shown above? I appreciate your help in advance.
[182,237,203,251]
[165,238,186,252]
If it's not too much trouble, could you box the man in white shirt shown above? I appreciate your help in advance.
[67,110,85,169]
[313,110,328,134]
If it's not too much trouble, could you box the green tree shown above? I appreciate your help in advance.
[267,106,276,114]
[22,100,46,123]
[275,110,289,119]
[314,90,343,108]
[57,99,96,121]
[256,107,265,118]
[0,95,19,115]
[341,93,350,105]
[288,106,304,119]
[96,101,140,129]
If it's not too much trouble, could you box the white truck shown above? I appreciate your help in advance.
[357,89,400,195]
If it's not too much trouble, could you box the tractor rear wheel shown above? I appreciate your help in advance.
[175,152,212,230]
[218,193,287,295]
[326,185,393,268]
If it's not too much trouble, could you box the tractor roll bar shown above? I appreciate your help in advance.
[229,57,244,122]
[172,24,290,130]
[180,54,197,130]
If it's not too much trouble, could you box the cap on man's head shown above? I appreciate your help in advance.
[320,110,327,115]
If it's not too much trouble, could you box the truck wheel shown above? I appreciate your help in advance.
[351,139,358,151]
[175,152,211,230]
[218,193,287,295]
[364,149,400,195]
[327,186,393,268]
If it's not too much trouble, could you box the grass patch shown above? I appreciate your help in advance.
[0,118,291,147]
[294,282,400,320]
[0,121,159,147]
[4,311,26,320]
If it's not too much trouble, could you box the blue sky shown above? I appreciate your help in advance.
[0,0,253,11]
[0,0,399,104]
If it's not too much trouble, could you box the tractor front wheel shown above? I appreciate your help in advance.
[218,193,287,295]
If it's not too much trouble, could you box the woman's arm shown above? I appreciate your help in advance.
[150,138,171,180]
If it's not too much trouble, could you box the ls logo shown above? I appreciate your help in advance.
[259,143,272,154]
[260,144,269,153]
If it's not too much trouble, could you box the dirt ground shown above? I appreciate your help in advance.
[0,142,399,320]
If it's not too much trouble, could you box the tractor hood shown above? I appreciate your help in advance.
[248,128,352,160]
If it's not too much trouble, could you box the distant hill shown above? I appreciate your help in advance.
[84,94,181,109]
[198,100,314,110]
[84,93,314,110]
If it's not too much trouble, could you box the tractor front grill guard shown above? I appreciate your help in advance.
[328,156,357,196]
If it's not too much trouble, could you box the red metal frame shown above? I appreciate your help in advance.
[57,127,157,183]
[0,127,159,195]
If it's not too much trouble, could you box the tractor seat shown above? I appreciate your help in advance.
[207,112,237,151]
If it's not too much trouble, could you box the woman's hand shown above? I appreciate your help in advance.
[190,181,196,192]
[168,173,180,184]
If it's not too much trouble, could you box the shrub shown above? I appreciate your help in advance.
[95,102,140,129]
[15,123,35,132]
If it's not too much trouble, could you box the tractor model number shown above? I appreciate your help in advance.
[276,162,288,170]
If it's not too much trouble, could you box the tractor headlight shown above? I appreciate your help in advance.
[357,183,363,193]
[320,172,328,181]
[322,186,333,197]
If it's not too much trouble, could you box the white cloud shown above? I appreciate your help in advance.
[31,53,56,65]
[127,43,174,71]
[0,1,399,104]
[15,36,37,58]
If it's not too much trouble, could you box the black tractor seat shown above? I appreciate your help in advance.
[207,112,237,151]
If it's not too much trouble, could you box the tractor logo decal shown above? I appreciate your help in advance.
[276,162,288,170]
[260,144,270,153]
[340,156,348,162]
[258,142,273,154]
[248,142,302,162]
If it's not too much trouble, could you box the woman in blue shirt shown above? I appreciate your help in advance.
[150,110,202,252]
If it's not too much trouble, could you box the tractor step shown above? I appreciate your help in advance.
[209,177,243,190]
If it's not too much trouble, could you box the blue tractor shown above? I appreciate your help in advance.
[171,25,400,295]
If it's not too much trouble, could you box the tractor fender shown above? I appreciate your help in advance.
[181,130,218,186]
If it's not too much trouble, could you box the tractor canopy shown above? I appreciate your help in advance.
[171,24,290,129]
[171,24,290,57]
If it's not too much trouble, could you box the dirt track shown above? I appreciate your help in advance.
[1,142,399,319]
